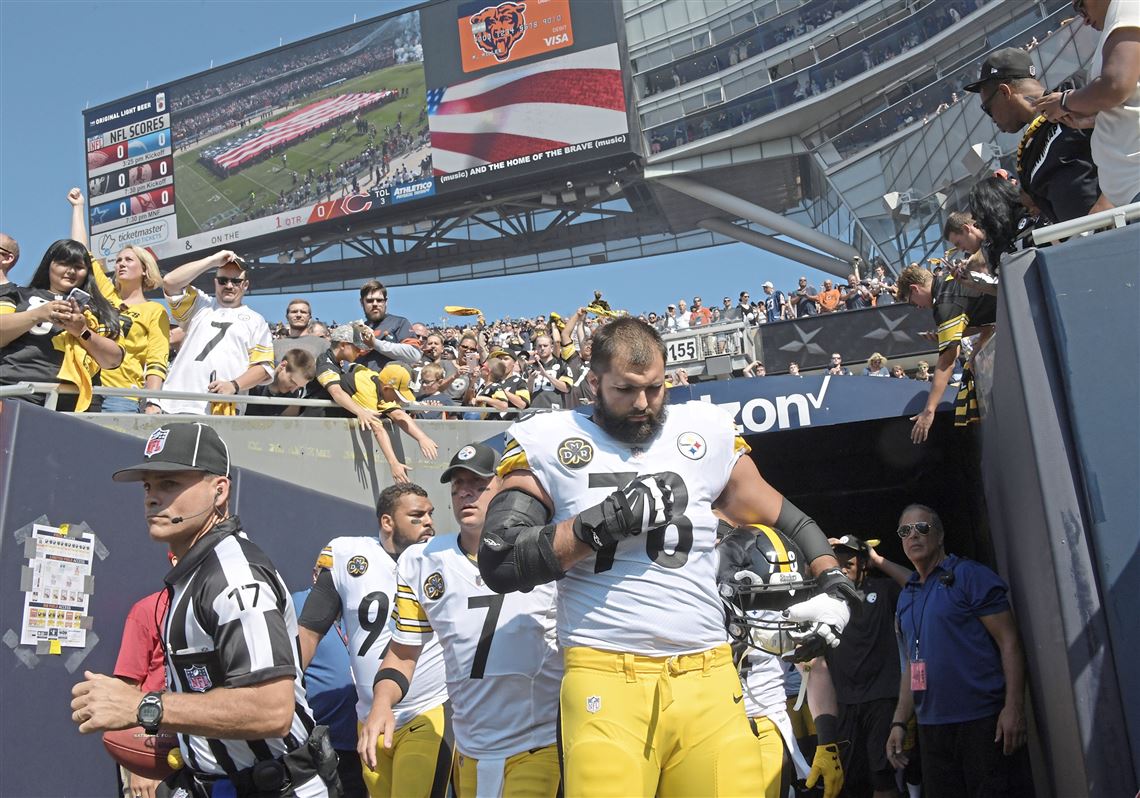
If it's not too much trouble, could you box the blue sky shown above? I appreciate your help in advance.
[0,0,835,328]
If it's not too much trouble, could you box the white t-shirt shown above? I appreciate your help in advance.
[1090,0,1140,205]
[391,534,561,758]
[500,401,748,655]
[317,537,449,726]
[160,288,274,414]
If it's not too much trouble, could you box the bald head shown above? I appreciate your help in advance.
[0,233,19,283]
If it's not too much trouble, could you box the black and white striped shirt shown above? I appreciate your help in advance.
[162,517,315,777]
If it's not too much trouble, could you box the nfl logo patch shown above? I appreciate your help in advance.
[145,428,170,458]
[586,695,601,713]
[185,664,212,692]
[676,432,706,460]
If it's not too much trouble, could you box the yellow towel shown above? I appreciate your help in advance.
[444,305,482,316]
[209,399,239,416]
[52,318,101,412]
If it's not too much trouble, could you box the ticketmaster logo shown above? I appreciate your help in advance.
[97,219,171,257]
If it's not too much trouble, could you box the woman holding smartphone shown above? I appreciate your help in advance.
[0,239,123,411]
[68,188,170,413]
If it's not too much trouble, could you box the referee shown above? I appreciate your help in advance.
[71,422,342,797]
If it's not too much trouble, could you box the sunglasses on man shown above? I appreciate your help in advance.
[897,522,933,539]
[215,276,245,286]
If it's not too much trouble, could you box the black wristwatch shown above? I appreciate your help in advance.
[137,691,164,734]
[80,328,92,341]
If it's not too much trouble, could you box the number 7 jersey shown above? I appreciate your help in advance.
[499,401,749,656]
[316,537,448,727]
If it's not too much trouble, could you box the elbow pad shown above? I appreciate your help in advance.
[775,499,862,608]
[479,489,564,593]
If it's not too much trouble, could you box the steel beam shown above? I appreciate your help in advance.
[698,218,852,276]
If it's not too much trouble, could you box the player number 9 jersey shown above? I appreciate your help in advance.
[499,401,748,656]
[317,537,448,727]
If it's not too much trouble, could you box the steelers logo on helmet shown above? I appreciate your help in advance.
[346,555,369,577]
[716,524,818,658]
[557,437,594,469]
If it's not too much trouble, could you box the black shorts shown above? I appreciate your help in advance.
[837,698,896,796]
[918,714,1034,798]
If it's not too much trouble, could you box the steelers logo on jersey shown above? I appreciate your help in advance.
[557,437,594,469]
[677,431,707,460]
[346,555,369,577]
[424,572,446,600]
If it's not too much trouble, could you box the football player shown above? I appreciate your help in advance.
[361,443,562,797]
[719,524,845,798]
[298,484,451,798]
[476,317,860,796]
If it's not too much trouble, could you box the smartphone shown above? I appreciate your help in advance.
[67,287,92,308]
[465,353,479,370]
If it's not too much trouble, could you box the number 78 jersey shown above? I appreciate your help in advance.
[318,537,448,727]
[499,401,749,656]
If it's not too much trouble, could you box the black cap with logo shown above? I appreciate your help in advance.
[964,48,1037,92]
[440,442,499,483]
[113,422,231,482]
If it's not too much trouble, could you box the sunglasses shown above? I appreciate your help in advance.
[897,522,933,539]
[364,297,387,304]
[980,86,1001,118]
[215,276,245,286]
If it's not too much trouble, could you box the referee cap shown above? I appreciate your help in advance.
[440,442,499,483]
[113,422,230,482]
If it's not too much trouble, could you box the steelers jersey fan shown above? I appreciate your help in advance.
[494,400,764,796]
[392,535,562,797]
[298,538,449,797]
[160,286,274,414]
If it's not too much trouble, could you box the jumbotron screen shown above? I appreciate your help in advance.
[81,0,636,262]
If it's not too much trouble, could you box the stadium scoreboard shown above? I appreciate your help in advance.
[82,0,639,263]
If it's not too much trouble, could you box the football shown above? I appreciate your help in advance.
[102,726,178,780]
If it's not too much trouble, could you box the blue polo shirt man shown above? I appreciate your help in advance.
[886,504,1033,798]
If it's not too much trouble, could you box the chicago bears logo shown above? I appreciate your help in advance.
[557,437,594,469]
[469,2,528,62]
[424,572,446,600]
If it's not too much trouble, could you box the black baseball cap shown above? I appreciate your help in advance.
[440,442,499,483]
[831,534,880,556]
[964,48,1037,92]
[113,422,231,482]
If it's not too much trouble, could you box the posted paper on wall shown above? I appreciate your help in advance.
[20,524,94,648]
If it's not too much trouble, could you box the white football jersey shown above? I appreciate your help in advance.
[500,401,747,655]
[317,537,448,726]
[160,287,274,414]
[392,534,561,759]
[740,639,810,779]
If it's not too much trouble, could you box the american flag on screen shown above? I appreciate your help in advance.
[427,43,627,175]
[210,92,392,170]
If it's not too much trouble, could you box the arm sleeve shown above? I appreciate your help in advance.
[962,562,1010,618]
[297,564,341,635]
[371,339,421,364]
[315,352,342,388]
[391,566,433,645]
[143,305,171,380]
[166,286,206,326]
[89,257,122,306]
[248,322,275,375]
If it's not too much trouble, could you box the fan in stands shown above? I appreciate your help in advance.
[102,727,179,781]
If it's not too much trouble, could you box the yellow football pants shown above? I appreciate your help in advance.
[749,715,788,798]
[452,743,560,798]
[560,644,763,797]
[360,703,451,798]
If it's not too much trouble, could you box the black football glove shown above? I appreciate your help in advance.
[573,473,674,550]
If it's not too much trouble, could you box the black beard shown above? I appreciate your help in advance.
[594,390,667,444]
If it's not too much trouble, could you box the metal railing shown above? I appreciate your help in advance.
[0,383,542,418]
[1031,201,1140,246]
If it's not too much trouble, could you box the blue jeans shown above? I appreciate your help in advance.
[101,396,141,413]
